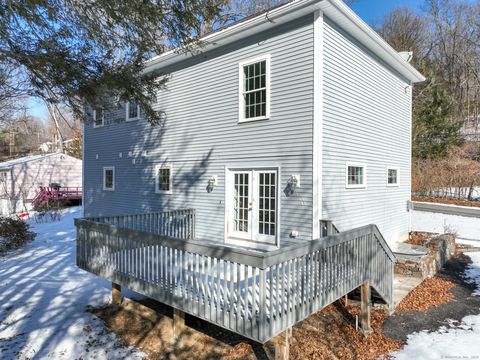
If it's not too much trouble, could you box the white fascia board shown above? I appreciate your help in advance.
[144,0,425,83]
[319,0,426,83]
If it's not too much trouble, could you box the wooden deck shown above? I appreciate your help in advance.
[32,186,82,210]
[75,209,394,343]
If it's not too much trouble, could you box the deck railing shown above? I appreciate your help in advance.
[89,209,196,240]
[76,210,394,343]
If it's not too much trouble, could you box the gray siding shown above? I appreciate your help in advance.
[84,15,314,244]
[321,17,411,245]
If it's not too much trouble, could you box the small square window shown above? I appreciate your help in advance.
[387,167,399,186]
[346,163,366,189]
[155,164,172,194]
[126,101,140,121]
[103,166,115,191]
[93,109,104,128]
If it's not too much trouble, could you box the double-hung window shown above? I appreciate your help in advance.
[93,109,104,128]
[103,166,115,191]
[126,101,140,121]
[155,164,172,194]
[346,163,366,189]
[387,167,399,186]
[239,55,270,122]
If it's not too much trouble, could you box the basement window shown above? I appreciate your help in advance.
[103,166,115,191]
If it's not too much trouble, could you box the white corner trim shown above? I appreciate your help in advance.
[238,54,271,123]
[154,163,173,194]
[386,166,400,187]
[312,10,323,239]
[345,162,367,189]
[125,101,141,122]
[103,166,115,191]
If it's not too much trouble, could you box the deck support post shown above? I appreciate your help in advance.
[173,308,185,339]
[112,282,122,305]
[360,282,373,334]
[274,327,291,360]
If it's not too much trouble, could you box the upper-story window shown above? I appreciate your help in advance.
[346,162,366,189]
[239,55,270,122]
[126,100,140,121]
[93,109,104,128]
[155,164,172,194]
[387,167,399,186]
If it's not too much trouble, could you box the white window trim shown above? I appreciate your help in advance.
[125,101,140,121]
[345,162,367,189]
[224,166,280,249]
[238,54,271,123]
[93,109,104,128]
[386,166,400,187]
[103,166,115,191]
[155,164,173,194]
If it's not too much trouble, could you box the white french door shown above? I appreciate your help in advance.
[227,168,277,245]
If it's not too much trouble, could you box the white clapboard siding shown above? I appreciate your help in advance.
[321,17,411,246]
[84,15,315,243]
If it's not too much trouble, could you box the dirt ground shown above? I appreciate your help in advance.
[412,195,480,208]
[90,254,478,360]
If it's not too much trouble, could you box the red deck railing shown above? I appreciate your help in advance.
[32,186,82,210]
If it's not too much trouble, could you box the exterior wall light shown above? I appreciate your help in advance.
[285,174,300,196]
[207,175,218,193]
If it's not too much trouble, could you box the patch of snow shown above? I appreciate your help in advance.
[411,210,480,240]
[457,238,480,247]
[465,252,480,296]
[0,207,145,359]
[391,252,480,359]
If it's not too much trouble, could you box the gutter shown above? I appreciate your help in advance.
[144,0,425,83]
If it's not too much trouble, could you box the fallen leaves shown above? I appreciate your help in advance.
[405,231,432,246]
[288,304,402,360]
[395,276,456,313]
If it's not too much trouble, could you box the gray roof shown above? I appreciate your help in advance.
[0,153,57,170]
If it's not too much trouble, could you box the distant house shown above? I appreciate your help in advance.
[0,153,82,215]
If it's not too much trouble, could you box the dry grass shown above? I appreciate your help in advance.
[395,276,456,313]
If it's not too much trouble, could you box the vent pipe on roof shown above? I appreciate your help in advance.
[398,51,413,63]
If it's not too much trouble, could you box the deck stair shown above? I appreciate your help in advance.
[32,186,82,211]
[75,210,395,343]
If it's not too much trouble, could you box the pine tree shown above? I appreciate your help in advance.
[413,76,463,159]
[0,1,225,125]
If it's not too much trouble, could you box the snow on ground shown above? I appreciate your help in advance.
[391,252,480,359]
[457,238,480,248]
[0,207,145,359]
[411,209,480,240]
